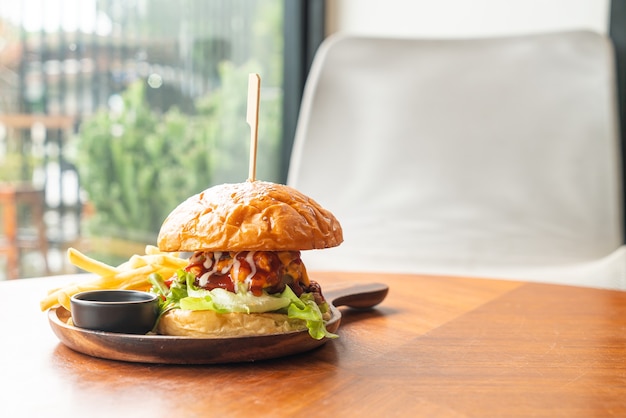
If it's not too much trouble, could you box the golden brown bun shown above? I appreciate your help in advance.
[157,180,343,252]
[156,309,306,337]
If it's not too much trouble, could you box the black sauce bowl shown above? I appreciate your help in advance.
[70,290,159,334]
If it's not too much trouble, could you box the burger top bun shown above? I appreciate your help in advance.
[157,180,343,252]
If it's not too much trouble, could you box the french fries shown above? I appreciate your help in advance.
[40,246,188,312]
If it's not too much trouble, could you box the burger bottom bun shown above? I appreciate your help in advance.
[156,309,307,337]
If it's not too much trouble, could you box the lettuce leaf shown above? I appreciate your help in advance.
[150,270,337,340]
[280,285,337,340]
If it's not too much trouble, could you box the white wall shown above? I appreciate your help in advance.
[326,0,611,38]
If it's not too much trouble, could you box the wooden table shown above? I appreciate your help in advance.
[2,272,625,417]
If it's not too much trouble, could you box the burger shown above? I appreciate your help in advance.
[149,180,343,340]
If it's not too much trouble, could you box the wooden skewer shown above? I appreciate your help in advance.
[247,73,261,182]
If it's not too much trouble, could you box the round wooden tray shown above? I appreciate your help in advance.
[48,305,341,364]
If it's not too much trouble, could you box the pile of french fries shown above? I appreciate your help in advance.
[40,245,187,312]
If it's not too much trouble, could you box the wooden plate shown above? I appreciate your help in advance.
[48,305,340,364]
[47,282,388,364]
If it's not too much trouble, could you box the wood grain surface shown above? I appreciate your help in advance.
[1,272,625,418]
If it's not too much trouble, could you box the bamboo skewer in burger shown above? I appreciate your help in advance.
[149,74,343,340]
[247,73,260,182]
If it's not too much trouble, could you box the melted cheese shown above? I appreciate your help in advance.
[277,251,310,286]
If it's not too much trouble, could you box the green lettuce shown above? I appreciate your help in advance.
[149,270,337,340]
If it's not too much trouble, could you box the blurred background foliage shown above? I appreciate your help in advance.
[76,61,281,249]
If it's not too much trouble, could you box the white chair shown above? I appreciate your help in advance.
[287,31,626,290]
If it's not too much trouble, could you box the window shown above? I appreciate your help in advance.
[0,0,323,276]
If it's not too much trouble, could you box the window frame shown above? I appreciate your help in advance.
[280,0,326,182]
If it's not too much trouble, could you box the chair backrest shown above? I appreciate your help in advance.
[287,31,623,277]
